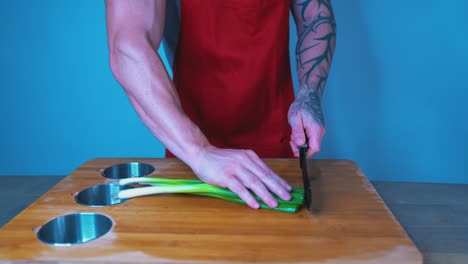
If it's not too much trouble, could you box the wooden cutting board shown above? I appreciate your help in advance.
[0,158,422,263]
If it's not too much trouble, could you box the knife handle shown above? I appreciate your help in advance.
[299,145,308,169]
[299,130,309,168]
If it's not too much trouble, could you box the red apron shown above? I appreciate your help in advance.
[168,0,295,158]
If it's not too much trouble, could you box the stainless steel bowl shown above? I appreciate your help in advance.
[75,183,133,207]
[37,213,113,246]
[101,162,154,179]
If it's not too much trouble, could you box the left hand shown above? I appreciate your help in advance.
[287,91,326,158]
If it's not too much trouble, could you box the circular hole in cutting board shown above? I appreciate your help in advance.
[101,162,155,179]
[75,183,133,207]
[37,213,113,246]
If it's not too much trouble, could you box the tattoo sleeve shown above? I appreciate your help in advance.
[290,0,336,126]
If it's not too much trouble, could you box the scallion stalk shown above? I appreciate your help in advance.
[119,177,203,186]
[116,177,304,213]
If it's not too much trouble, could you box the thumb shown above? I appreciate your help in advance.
[290,114,306,146]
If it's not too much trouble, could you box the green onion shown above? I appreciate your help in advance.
[119,177,203,186]
[116,177,304,213]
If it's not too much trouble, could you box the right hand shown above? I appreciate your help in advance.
[189,146,293,209]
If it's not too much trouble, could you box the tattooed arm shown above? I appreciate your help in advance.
[289,0,336,157]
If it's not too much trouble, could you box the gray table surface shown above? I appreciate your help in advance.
[0,176,467,264]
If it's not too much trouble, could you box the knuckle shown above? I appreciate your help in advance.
[231,159,242,168]
[222,167,233,176]
[246,150,255,156]
[259,191,274,203]
[224,174,236,181]
[227,179,241,191]
[229,184,243,195]
[251,182,268,195]
[237,152,250,161]
[266,183,280,194]
[260,174,270,181]
[309,149,320,156]
[260,171,272,179]
[237,187,251,198]
[248,176,261,186]
[312,146,321,153]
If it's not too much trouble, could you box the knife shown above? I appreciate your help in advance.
[300,138,312,211]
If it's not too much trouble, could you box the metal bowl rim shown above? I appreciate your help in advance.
[36,212,114,246]
[74,183,133,207]
[101,162,155,178]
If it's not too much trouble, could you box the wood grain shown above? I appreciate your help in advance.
[0,158,422,263]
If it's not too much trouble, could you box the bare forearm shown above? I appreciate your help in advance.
[291,0,336,126]
[110,37,209,165]
[104,0,294,207]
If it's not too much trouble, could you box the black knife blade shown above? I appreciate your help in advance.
[300,141,312,211]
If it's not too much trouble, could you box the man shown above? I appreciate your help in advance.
[105,0,336,209]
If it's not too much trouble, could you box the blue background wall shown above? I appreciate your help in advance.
[1,1,466,183]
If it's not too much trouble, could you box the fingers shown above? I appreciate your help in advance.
[247,151,292,192]
[304,125,325,158]
[290,140,300,158]
[226,177,260,209]
[289,113,306,147]
[229,150,293,208]
[289,113,307,157]
[238,168,278,208]
[289,112,326,158]
[194,147,293,209]
[244,151,292,199]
